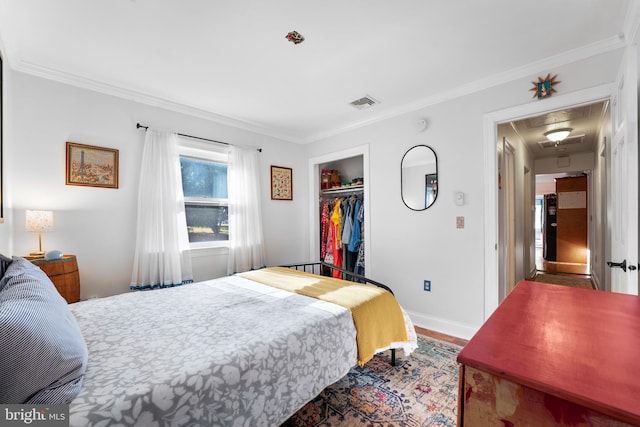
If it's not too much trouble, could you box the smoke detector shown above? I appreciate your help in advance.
[349,95,380,109]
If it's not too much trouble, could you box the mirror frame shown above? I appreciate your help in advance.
[401,144,438,211]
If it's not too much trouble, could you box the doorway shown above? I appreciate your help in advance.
[482,84,613,319]
[308,145,371,274]
[535,172,590,276]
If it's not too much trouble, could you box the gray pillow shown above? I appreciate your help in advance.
[0,257,88,404]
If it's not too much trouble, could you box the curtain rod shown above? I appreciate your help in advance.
[136,123,262,152]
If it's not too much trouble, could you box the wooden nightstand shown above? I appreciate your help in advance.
[30,255,80,303]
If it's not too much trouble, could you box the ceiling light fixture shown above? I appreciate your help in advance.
[544,128,572,142]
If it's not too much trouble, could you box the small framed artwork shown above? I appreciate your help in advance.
[271,165,292,200]
[66,142,119,188]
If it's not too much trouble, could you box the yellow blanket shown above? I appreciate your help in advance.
[237,267,408,366]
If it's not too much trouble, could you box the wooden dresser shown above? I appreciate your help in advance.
[457,280,640,426]
[30,255,80,303]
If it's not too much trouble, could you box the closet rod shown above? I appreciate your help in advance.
[319,189,364,199]
[136,123,262,152]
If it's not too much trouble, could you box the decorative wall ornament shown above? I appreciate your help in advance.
[286,31,305,45]
[530,74,560,99]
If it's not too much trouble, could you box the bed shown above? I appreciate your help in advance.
[0,257,416,426]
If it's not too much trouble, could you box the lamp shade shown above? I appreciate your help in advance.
[544,128,572,142]
[25,210,54,232]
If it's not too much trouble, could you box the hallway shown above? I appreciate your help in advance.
[532,246,594,289]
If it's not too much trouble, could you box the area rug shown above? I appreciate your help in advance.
[281,335,462,427]
[532,273,594,289]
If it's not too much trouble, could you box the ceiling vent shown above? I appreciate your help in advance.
[350,95,380,109]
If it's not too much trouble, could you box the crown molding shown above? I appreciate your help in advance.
[11,33,628,145]
[303,35,626,143]
[12,60,301,144]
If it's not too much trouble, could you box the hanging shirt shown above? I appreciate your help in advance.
[355,203,365,275]
[348,198,362,252]
[342,198,354,247]
[330,199,343,275]
[331,199,342,246]
[320,200,330,260]
[323,221,334,264]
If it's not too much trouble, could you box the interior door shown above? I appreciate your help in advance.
[498,137,516,301]
[608,46,638,294]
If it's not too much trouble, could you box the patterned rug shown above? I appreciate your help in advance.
[281,335,462,427]
[532,273,594,289]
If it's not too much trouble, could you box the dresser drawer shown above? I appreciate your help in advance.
[31,255,80,303]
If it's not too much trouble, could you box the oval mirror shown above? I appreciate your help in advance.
[401,145,438,210]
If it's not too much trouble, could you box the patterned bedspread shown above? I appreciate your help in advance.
[68,275,358,426]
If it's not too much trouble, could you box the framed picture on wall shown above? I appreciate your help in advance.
[66,142,119,188]
[271,165,292,200]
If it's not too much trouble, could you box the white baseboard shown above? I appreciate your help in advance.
[406,308,479,341]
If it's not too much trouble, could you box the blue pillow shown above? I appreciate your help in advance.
[0,257,88,404]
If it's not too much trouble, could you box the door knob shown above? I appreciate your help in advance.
[607,259,627,272]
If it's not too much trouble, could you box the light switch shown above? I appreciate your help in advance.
[455,192,465,206]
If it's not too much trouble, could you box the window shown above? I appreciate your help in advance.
[178,139,229,246]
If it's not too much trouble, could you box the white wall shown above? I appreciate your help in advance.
[535,152,595,174]
[305,48,623,339]
[1,44,625,339]
[5,72,308,298]
[0,55,12,255]
[305,98,487,339]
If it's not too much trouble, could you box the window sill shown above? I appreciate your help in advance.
[187,244,229,257]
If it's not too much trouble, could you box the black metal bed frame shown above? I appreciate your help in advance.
[278,261,398,366]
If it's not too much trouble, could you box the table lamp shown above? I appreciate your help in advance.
[25,210,53,257]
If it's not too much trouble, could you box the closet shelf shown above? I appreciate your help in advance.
[321,185,364,195]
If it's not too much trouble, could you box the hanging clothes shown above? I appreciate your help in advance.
[319,189,364,277]
[348,197,361,252]
[342,197,354,246]
[320,200,330,261]
[355,202,365,275]
[323,220,335,264]
[330,199,343,277]
[343,197,358,273]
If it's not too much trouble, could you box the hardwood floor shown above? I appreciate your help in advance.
[536,260,590,276]
[535,246,590,276]
[415,325,468,347]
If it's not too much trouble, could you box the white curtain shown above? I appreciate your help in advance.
[227,145,266,274]
[130,129,193,290]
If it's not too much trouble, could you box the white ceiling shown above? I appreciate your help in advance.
[508,100,609,159]
[0,0,634,143]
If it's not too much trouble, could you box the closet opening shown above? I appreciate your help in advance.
[308,145,371,276]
